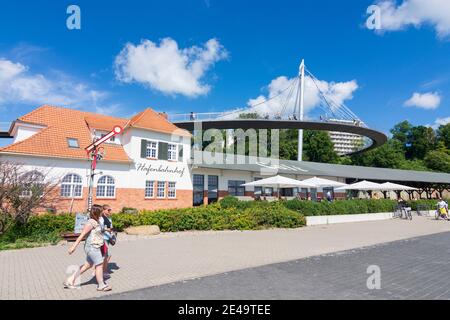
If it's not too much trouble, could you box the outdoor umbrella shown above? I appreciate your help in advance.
[380,182,418,191]
[301,176,347,188]
[241,175,315,199]
[335,180,384,191]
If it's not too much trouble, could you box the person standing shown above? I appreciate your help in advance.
[437,198,449,220]
[100,204,114,278]
[64,204,112,291]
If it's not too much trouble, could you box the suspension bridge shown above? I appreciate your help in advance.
[169,60,387,158]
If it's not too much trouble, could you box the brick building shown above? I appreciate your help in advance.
[1,105,449,213]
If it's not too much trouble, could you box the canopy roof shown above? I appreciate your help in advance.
[380,182,418,191]
[301,176,347,188]
[241,175,315,188]
[196,152,450,184]
[335,180,385,191]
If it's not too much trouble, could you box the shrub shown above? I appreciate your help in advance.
[283,199,398,216]
[406,199,438,211]
[1,214,74,243]
[112,202,305,232]
[2,197,409,251]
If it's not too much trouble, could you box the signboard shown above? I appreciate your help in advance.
[74,213,89,234]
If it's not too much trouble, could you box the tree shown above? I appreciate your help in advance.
[351,140,405,168]
[424,151,450,173]
[303,131,339,163]
[279,129,298,160]
[437,123,450,150]
[396,159,428,171]
[0,161,60,232]
[406,126,436,160]
[390,120,413,147]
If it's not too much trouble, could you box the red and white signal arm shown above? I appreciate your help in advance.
[85,126,123,153]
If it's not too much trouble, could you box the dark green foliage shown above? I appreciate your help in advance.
[424,151,450,173]
[437,123,450,150]
[113,201,305,232]
[283,199,398,216]
[303,130,339,163]
[0,214,74,249]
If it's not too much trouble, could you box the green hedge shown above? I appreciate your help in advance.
[0,200,305,249]
[1,214,74,244]
[112,201,305,232]
[1,196,442,251]
[405,199,437,211]
[282,199,398,216]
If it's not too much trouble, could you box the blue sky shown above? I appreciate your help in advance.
[0,0,449,135]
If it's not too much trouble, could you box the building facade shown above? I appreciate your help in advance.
[327,119,365,155]
[1,105,449,213]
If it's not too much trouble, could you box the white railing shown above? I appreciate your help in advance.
[169,112,232,122]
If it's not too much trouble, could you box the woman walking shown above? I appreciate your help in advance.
[64,204,112,291]
[100,204,114,278]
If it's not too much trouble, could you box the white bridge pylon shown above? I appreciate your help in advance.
[168,60,367,159]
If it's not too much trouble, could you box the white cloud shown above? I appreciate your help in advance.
[429,116,450,129]
[371,0,450,38]
[404,92,441,109]
[114,38,228,97]
[232,75,358,118]
[0,58,115,112]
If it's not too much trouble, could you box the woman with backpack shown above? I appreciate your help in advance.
[64,204,112,292]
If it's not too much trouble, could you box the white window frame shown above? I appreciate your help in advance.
[157,181,166,199]
[146,140,158,159]
[96,175,116,198]
[167,181,176,199]
[61,174,83,198]
[67,138,79,148]
[20,171,45,198]
[167,143,178,161]
[93,130,118,144]
[145,180,155,199]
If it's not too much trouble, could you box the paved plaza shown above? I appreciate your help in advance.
[102,230,450,300]
[1,216,450,300]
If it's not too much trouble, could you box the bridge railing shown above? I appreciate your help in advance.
[169,112,236,122]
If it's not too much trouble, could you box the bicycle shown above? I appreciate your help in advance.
[403,207,413,220]
[393,204,412,220]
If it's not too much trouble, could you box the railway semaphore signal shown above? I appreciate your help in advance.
[85,125,123,212]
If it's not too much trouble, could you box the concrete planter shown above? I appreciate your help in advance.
[306,212,394,226]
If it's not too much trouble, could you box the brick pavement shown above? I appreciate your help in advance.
[0,216,449,300]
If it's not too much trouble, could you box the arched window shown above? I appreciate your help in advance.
[96,175,115,198]
[21,171,44,197]
[61,174,83,198]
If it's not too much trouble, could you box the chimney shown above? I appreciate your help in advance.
[159,112,168,120]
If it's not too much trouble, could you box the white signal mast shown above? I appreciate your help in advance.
[297,59,305,161]
[84,125,123,212]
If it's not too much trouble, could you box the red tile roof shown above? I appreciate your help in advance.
[1,105,190,162]
[127,108,191,137]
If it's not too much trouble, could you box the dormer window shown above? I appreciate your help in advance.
[94,130,117,144]
[100,133,115,142]
[67,138,79,148]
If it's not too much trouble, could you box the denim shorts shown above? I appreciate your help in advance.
[85,247,103,266]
